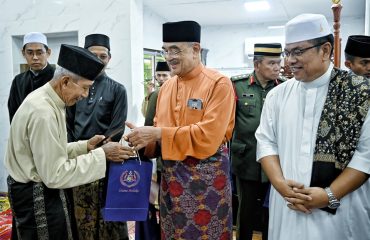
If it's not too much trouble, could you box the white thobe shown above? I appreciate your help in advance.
[4,83,106,189]
[256,64,370,240]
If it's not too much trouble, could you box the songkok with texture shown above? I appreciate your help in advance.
[84,33,110,50]
[345,35,370,58]
[155,61,170,72]
[163,21,201,43]
[23,32,48,47]
[57,44,104,80]
[254,43,282,57]
[285,14,332,44]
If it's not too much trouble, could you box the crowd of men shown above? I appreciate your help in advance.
[3,12,370,240]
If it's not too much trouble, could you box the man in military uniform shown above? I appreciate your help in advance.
[344,35,370,78]
[231,43,283,240]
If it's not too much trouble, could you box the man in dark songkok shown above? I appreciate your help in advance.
[344,35,370,78]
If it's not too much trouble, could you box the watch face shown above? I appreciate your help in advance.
[329,201,341,209]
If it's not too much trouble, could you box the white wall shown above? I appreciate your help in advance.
[202,16,365,77]
[143,6,166,50]
[0,0,144,192]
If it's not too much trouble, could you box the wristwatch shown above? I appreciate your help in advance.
[324,187,341,209]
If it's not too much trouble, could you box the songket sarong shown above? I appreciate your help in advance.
[7,176,73,240]
[160,145,232,240]
[73,179,129,240]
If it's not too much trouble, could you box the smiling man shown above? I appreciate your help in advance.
[344,35,370,78]
[5,44,135,240]
[255,14,370,240]
[125,20,236,240]
[8,32,55,123]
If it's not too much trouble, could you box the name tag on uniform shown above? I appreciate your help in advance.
[187,98,203,110]
[242,93,254,98]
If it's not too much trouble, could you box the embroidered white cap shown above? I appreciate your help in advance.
[285,14,332,44]
[23,32,48,47]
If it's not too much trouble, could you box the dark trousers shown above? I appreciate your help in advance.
[236,178,269,240]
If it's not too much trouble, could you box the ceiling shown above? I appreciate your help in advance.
[143,0,366,26]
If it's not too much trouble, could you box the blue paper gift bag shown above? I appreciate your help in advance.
[102,158,153,221]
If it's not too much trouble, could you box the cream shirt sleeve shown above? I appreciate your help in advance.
[29,112,106,189]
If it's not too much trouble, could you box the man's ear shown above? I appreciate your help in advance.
[193,42,201,54]
[46,48,51,57]
[344,60,352,70]
[322,42,332,60]
[61,76,71,88]
[22,49,26,57]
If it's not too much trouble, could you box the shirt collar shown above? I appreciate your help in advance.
[30,63,48,76]
[178,63,204,81]
[45,82,66,109]
[251,71,279,87]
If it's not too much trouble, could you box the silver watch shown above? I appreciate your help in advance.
[324,187,340,209]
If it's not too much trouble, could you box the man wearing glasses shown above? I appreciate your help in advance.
[8,32,55,123]
[256,14,370,240]
[125,20,236,239]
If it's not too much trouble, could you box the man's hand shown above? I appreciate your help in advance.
[287,187,328,210]
[124,121,161,150]
[275,179,313,214]
[87,135,105,151]
[101,142,135,162]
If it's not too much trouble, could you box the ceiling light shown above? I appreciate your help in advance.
[268,25,285,29]
[244,1,270,12]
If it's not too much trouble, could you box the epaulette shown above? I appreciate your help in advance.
[231,74,250,82]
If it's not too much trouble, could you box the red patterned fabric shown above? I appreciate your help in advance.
[160,146,232,239]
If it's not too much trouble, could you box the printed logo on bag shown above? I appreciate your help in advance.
[120,170,140,188]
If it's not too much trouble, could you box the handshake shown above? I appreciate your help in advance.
[87,121,161,162]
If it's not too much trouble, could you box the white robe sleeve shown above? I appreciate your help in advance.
[347,109,370,174]
[255,89,279,162]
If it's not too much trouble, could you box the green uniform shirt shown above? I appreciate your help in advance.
[231,72,284,182]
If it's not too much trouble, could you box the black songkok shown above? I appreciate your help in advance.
[254,43,282,57]
[163,21,201,43]
[58,44,104,80]
[84,34,110,50]
[155,62,170,72]
[345,35,370,58]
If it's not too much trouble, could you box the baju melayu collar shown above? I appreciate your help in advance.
[177,63,204,81]
[45,82,66,110]
[300,63,333,90]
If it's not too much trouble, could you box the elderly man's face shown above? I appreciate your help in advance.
[162,42,200,77]
[62,77,93,106]
[22,43,51,72]
[345,57,370,78]
[284,40,331,82]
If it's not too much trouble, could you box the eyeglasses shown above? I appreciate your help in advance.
[160,49,184,58]
[283,42,325,58]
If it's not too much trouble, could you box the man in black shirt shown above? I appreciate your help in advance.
[66,33,128,240]
[8,32,54,123]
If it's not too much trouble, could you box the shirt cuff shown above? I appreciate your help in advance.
[347,154,370,175]
[256,144,278,162]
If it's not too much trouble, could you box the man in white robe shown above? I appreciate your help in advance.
[256,14,370,240]
[4,44,135,240]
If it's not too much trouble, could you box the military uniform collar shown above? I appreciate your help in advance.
[250,72,279,87]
